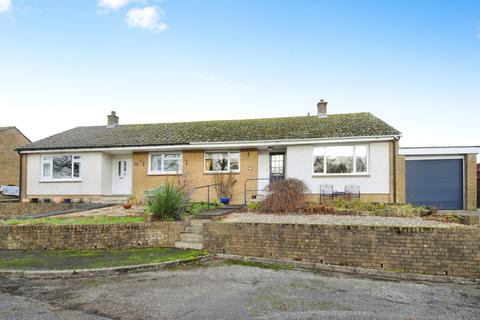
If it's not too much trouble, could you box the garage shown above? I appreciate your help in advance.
[400,146,480,211]
[405,158,463,210]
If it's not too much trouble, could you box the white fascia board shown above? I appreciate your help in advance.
[19,135,400,154]
[399,146,480,156]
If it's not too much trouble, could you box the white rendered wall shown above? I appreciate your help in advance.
[100,153,113,195]
[285,142,390,194]
[257,150,270,192]
[26,152,106,196]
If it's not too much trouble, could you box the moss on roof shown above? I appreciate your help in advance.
[18,113,400,151]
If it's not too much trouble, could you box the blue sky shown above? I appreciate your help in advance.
[0,0,479,148]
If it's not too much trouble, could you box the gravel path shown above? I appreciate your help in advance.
[222,213,465,228]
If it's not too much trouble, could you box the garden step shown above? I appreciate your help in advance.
[190,219,211,227]
[180,233,203,242]
[185,226,203,234]
[174,241,203,250]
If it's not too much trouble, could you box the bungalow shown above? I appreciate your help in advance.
[16,101,478,210]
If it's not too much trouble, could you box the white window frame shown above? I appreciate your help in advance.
[148,152,183,175]
[40,154,82,182]
[204,151,241,173]
[312,144,369,176]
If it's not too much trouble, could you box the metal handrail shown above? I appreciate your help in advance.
[243,178,270,206]
[183,183,223,211]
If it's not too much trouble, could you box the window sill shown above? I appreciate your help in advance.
[204,171,241,175]
[147,172,183,176]
[40,179,82,183]
[312,173,370,178]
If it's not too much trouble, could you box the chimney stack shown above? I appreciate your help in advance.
[107,111,119,127]
[317,99,328,118]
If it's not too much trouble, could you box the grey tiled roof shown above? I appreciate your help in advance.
[17,113,400,151]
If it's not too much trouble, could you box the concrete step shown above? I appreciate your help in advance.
[185,226,203,234]
[190,219,211,227]
[175,241,203,250]
[180,233,203,242]
[193,206,241,219]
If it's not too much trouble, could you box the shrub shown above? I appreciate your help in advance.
[247,201,260,211]
[184,201,224,216]
[332,198,385,211]
[260,179,310,213]
[212,172,237,198]
[146,182,185,221]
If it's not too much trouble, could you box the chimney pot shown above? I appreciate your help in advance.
[317,99,328,118]
[107,111,119,127]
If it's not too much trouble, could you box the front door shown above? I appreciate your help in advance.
[112,157,132,195]
[269,153,285,182]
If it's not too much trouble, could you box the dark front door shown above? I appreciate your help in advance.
[406,159,464,210]
[270,153,285,181]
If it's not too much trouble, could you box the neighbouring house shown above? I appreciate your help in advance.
[16,102,478,210]
[0,127,31,190]
[476,163,479,208]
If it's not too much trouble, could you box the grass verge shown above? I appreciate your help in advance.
[0,248,207,270]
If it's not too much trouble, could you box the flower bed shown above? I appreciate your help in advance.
[0,202,108,219]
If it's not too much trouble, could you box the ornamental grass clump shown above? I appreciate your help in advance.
[260,178,310,213]
[146,182,185,221]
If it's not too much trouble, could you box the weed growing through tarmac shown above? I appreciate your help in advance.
[222,259,294,270]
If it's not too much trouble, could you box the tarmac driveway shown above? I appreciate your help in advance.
[0,261,479,320]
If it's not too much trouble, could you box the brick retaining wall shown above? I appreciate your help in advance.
[203,223,480,278]
[0,222,185,250]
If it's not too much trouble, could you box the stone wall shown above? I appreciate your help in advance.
[0,222,185,250]
[204,222,480,278]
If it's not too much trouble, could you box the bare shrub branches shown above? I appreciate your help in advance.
[260,179,309,212]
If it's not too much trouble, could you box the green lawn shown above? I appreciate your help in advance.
[0,248,208,270]
[0,216,146,226]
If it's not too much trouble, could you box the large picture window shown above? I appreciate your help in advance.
[313,145,368,175]
[149,153,182,174]
[204,151,240,172]
[41,155,81,180]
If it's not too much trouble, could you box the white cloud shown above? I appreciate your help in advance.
[0,0,11,13]
[97,0,130,11]
[125,6,167,33]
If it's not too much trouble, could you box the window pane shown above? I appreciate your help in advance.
[313,148,325,174]
[163,153,180,172]
[73,162,80,178]
[42,162,51,178]
[52,155,72,179]
[229,152,240,171]
[270,154,284,174]
[151,155,162,171]
[313,156,324,174]
[355,145,367,173]
[326,146,353,174]
[205,152,228,171]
